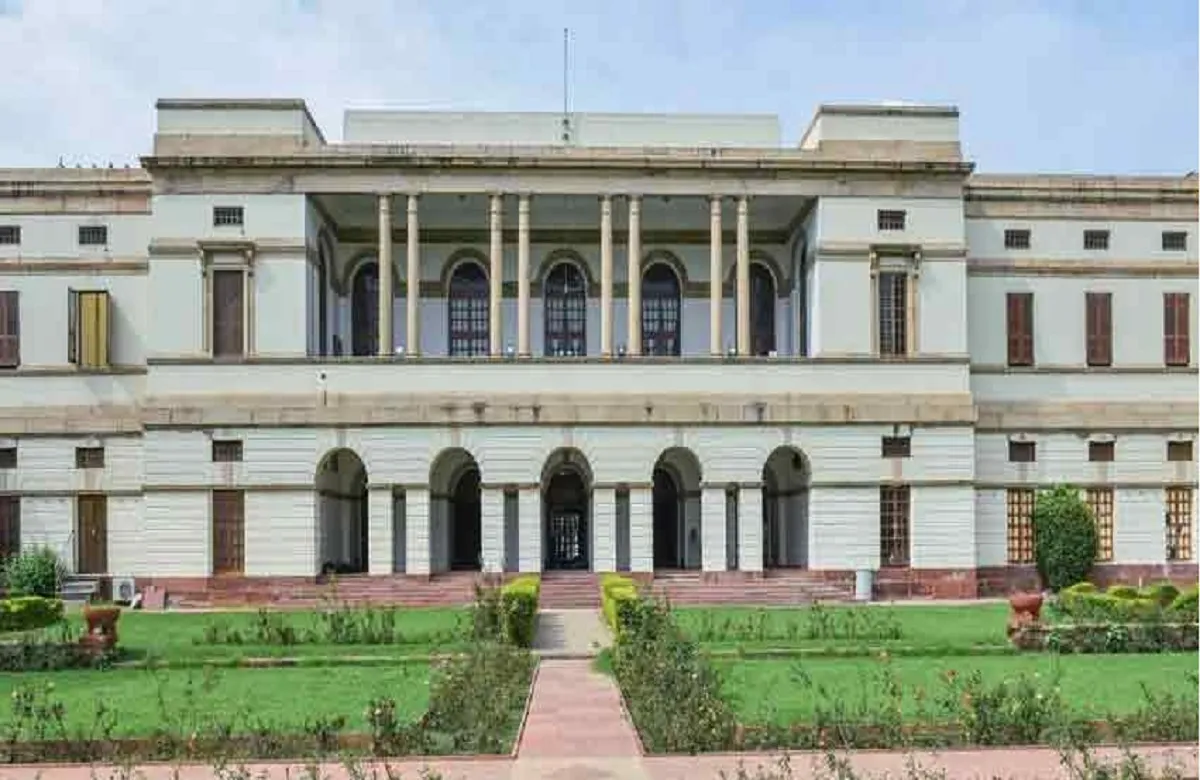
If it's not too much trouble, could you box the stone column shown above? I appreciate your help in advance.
[738,483,764,572]
[481,487,505,573]
[627,196,642,355]
[592,487,617,572]
[377,194,394,356]
[405,194,420,355]
[735,196,750,356]
[518,487,541,572]
[600,195,614,356]
[709,196,723,355]
[404,487,432,575]
[701,486,727,572]
[488,194,503,356]
[517,194,532,356]
[368,487,394,575]
[629,485,654,573]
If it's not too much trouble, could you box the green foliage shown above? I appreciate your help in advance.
[600,574,641,636]
[199,603,468,647]
[1032,486,1097,592]
[419,643,536,754]
[3,548,65,599]
[0,596,64,633]
[1140,583,1180,607]
[1168,585,1198,621]
[689,604,903,646]
[1106,585,1140,600]
[498,575,540,648]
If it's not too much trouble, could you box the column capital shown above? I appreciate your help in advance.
[378,193,393,210]
[736,195,750,210]
[518,194,532,211]
[628,195,642,212]
[599,194,613,208]
[406,193,419,207]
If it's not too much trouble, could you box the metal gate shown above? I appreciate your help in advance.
[547,510,587,570]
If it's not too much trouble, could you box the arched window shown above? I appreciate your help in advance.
[750,262,776,356]
[350,261,378,357]
[544,262,587,356]
[448,261,489,357]
[642,263,681,356]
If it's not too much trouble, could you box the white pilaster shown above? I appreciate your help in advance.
[600,195,614,356]
[405,194,420,355]
[517,194,531,356]
[377,194,393,356]
[489,193,503,356]
[405,487,432,575]
[738,484,764,572]
[481,487,505,573]
[701,487,727,572]
[629,486,654,573]
[627,196,642,355]
[709,196,723,355]
[368,487,394,575]
[518,487,541,572]
[592,487,617,572]
[735,196,750,356]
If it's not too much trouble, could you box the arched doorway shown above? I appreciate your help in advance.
[761,446,810,568]
[541,448,592,570]
[447,261,489,357]
[543,261,587,356]
[351,260,379,357]
[652,447,703,570]
[750,262,777,356]
[315,448,369,575]
[642,262,682,356]
[429,448,482,572]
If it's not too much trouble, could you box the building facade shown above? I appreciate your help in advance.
[0,99,1195,601]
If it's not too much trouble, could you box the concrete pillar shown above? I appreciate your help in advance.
[592,487,617,572]
[377,194,393,356]
[709,196,723,355]
[368,487,394,575]
[481,487,505,573]
[405,194,420,355]
[404,487,431,575]
[701,486,727,572]
[517,194,531,356]
[629,485,653,573]
[518,487,541,572]
[627,196,642,355]
[735,196,750,356]
[600,195,614,356]
[489,193,503,356]
[738,484,764,572]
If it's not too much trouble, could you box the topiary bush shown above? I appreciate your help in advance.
[3,548,64,599]
[0,596,64,633]
[1141,582,1180,607]
[498,575,540,648]
[1107,585,1140,600]
[1169,585,1199,621]
[599,574,641,636]
[1032,486,1097,592]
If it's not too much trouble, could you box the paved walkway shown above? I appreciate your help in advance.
[531,609,611,658]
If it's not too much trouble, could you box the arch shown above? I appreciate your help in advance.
[543,260,588,357]
[723,250,789,297]
[446,255,490,357]
[640,249,689,286]
[315,448,369,575]
[642,260,683,357]
[350,260,379,357]
[761,446,811,569]
[342,250,400,296]
[749,262,777,356]
[541,447,594,570]
[652,447,704,569]
[429,447,483,572]
[535,248,596,290]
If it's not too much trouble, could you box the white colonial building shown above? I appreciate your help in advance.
[0,99,1195,602]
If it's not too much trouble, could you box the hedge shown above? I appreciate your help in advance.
[0,596,64,633]
[600,574,640,635]
[498,575,540,648]
[1012,621,1199,654]
[1058,582,1197,624]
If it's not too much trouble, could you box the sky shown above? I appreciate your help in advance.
[0,0,1195,174]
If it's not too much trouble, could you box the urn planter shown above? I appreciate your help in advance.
[80,604,121,654]
[1006,591,1045,638]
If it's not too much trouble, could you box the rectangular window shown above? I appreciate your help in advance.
[1004,229,1031,250]
[1088,440,1115,463]
[881,436,912,458]
[1167,440,1194,463]
[1006,488,1036,564]
[1085,487,1115,562]
[75,446,105,469]
[78,225,108,246]
[213,206,245,227]
[1162,231,1188,252]
[0,496,19,562]
[1164,292,1191,367]
[0,226,19,245]
[1006,292,1034,367]
[67,289,112,369]
[877,270,908,356]
[1008,440,1036,463]
[877,210,907,231]
[212,440,244,463]
[212,490,246,575]
[1166,486,1193,561]
[879,485,910,567]
[212,269,246,358]
[1083,229,1110,251]
[0,447,15,469]
[0,291,17,368]
[1085,291,1113,367]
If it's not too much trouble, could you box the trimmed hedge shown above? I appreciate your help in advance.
[1013,621,1199,654]
[600,574,640,635]
[499,575,540,648]
[0,596,64,633]
[1058,582,1197,624]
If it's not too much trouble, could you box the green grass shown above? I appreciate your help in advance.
[0,664,432,737]
[716,653,1199,725]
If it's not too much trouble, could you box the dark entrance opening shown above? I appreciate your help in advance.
[544,469,589,570]
[449,466,482,570]
[652,467,682,569]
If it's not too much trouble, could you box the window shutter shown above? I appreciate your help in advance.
[1085,292,1112,367]
[212,270,245,358]
[0,292,18,368]
[1006,292,1033,366]
[1165,293,1190,366]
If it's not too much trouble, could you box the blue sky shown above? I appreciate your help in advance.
[0,0,1195,173]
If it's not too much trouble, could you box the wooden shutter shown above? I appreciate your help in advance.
[212,490,245,575]
[1164,293,1190,367]
[212,270,245,358]
[1085,292,1112,367]
[0,496,19,561]
[0,291,18,368]
[1006,292,1034,366]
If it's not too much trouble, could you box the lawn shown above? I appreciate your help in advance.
[716,652,1199,725]
[0,663,432,737]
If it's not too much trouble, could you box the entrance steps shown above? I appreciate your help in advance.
[647,569,853,606]
[538,571,602,609]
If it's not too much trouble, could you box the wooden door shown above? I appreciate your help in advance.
[212,490,245,575]
[76,495,108,574]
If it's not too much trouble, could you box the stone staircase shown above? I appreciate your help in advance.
[160,572,484,609]
[647,569,854,606]
[58,574,101,606]
[538,571,602,609]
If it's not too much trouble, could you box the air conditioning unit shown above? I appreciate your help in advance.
[111,576,137,604]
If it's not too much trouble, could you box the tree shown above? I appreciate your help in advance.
[1032,485,1098,592]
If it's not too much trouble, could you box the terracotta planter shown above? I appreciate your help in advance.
[80,605,121,653]
[1006,591,1044,639]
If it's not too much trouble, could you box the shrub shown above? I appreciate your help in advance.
[1141,582,1180,607]
[600,574,641,636]
[0,596,64,633]
[1032,486,1097,592]
[1106,585,1140,600]
[498,575,540,648]
[3,548,64,599]
[1169,586,1198,621]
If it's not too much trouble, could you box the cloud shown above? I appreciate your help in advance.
[0,0,1194,173]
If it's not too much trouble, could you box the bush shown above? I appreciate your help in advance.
[3,548,64,599]
[1169,586,1199,621]
[1106,585,1140,600]
[1141,582,1181,607]
[0,596,64,633]
[600,574,641,636]
[1032,486,1097,592]
[498,575,540,648]
[1015,622,1199,654]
